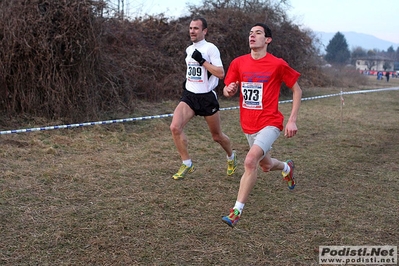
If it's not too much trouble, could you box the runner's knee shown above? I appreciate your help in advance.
[170,123,183,135]
[243,156,258,171]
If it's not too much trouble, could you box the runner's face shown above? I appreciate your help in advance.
[249,26,271,49]
[189,20,206,43]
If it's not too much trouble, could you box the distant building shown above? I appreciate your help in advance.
[355,56,394,72]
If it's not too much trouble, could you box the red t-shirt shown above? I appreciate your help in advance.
[224,53,300,134]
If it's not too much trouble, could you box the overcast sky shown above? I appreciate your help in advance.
[122,0,399,44]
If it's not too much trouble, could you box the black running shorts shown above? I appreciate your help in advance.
[180,89,220,116]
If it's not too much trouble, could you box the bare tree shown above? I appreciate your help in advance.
[365,60,376,70]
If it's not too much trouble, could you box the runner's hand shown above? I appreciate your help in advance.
[224,81,239,97]
[192,49,206,65]
[284,121,298,138]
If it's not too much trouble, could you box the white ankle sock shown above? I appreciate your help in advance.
[282,162,290,174]
[234,201,244,214]
[182,159,192,167]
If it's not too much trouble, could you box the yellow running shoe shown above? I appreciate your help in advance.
[227,150,237,176]
[172,164,195,180]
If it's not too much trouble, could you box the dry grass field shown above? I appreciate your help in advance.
[1,76,399,265]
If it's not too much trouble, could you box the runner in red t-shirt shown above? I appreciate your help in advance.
[221,23,302,227]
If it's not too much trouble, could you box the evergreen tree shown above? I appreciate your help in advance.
[386,46,395,60]
[324,32,350,65]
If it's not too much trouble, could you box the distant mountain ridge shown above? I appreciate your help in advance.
[314,31,399,52]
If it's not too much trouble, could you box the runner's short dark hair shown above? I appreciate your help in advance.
[192,17,207,30]
[252,23,272,38]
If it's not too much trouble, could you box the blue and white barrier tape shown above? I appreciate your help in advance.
[0,114,174,135]
[1,87,398,135]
